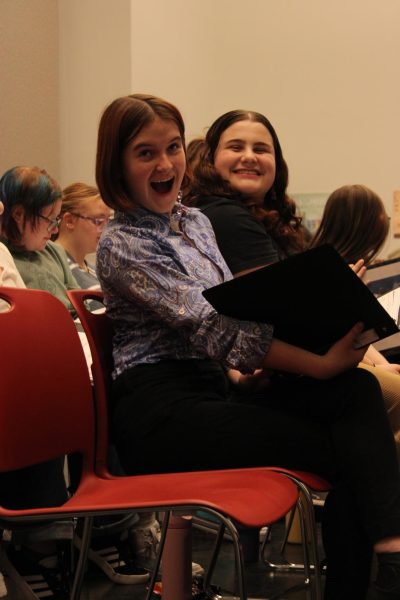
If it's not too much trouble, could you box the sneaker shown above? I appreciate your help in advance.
[0,543,70,599]
[74,532,149,585]
[129,520,205,577]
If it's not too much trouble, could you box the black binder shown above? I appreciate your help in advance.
[203,245,399,354]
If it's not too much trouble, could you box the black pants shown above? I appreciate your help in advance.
[0,458,68,510]
[112,359,400,599]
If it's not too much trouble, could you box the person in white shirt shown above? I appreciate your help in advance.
[0,200,25,289]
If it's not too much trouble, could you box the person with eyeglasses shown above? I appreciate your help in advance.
[0,166,80,316]
[54,182,111,291]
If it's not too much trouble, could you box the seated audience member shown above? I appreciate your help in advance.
[95,93,400,600]
[186,137,206,175]
[186,110,400,448]
[54,182,111,289]
[310,184,390,266]
[185,110,305,274]
[0,200,25,289]
[0,188,72,597]
[0,198,25,313]
[309,183,400,449]
[0,166,79,315]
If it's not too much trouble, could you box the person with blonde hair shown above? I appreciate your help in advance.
[55,182,111,290]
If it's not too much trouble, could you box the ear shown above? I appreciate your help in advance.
[11,204,25,225]
[62,212,76,230]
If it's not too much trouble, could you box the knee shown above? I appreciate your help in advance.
[333,367,384,414]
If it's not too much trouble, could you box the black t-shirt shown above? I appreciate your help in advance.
[195,195,283,275]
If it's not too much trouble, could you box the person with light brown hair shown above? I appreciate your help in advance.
[310,184,390,265]
[309,184,396,379]
[186,137,205,175]
[310,183,400,455]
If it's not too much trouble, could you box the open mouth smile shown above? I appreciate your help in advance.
[150,177,175,193]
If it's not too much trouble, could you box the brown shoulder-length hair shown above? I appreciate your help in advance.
[185,110,304,254]
[96,93,189,212]
[310,184,389,265]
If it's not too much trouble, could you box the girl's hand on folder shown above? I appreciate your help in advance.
[262,323,366,380]
[350,259,367,281]
[322,322,367,378]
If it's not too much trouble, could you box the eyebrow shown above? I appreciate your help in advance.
[132,136,182,151]
[225,138,273,148]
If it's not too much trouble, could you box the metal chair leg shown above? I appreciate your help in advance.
[261,478,324,600]
[201,512,247,600]
[70,516,93,600]
[202,521,226,597]
[145,510,171,600]
[279,505,297,555]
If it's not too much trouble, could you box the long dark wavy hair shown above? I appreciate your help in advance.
[185,110,304,254]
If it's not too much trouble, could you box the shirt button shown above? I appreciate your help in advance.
[179,308,185,315]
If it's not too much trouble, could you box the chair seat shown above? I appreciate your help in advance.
[0,467,298,529]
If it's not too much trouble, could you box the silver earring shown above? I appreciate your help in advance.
[170,190,183,232]
[175,190,183,217]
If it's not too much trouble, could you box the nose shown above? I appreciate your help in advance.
[156,153,173,172]
[240,146,256,162]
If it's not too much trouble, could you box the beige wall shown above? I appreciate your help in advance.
[130,0,400,256]
[2,0,400,255]
[58,0,131,186]
[0,0,59,179]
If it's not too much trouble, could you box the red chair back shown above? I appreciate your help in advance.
[0,287,95,473]
[67,289,112,476]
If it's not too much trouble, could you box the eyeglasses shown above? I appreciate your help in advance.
[70,213,110,228]
[38,214,62,232]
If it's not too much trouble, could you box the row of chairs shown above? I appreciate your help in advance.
[0,286,330,599]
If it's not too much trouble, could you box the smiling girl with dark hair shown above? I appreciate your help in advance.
[186,110,304,274]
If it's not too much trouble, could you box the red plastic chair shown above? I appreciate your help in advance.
[68,288,329,599]
[0,286,299,600]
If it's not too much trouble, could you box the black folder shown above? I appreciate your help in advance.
[203,245,399,354]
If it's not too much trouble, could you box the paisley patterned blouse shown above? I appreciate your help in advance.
[96,204,273,379]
